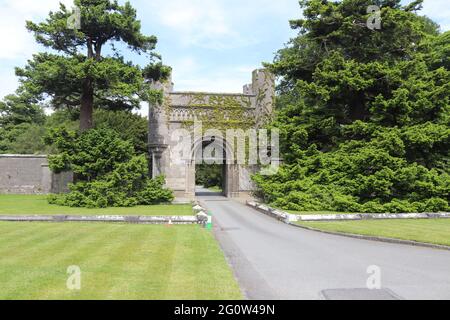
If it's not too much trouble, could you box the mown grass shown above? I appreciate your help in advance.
[297,219,450,246]
[0,222,242,300]
[0,195,193,216]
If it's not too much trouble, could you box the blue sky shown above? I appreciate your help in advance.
[0,0,449,114]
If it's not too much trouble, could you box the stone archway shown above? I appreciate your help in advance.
[188,135,240,198]
[148,69,275,201]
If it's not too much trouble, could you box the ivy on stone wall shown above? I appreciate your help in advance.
[180,93,256,132]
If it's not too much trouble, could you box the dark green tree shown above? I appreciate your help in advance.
[45,128,173,208]
[15,0,166,131]
[0,93,46,153]
[0,94,45,128]
[93,109,148,154]
[253,0,449,213]
[196,164,224,189]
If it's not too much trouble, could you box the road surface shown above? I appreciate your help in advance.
[196,188,450,300]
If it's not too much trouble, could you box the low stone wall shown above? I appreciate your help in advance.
[246,201,450,222]
[0,215,200,224]
[0,203,210,226]
[0,155,72,194]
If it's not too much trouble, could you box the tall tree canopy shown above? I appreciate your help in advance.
[0,93,47,153]
[253,0,449,213]
[0,93,45,128]
[15,0,167,131]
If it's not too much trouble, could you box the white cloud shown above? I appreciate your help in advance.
[144,0,267,49]
[173,56,198,74]
[172,65,257,93]
[420,0,450,31]
[0,18,35,60]
[0,10,36,60]
[0,69,19,97]
[0,0,74,98]
[1,0,448,101]
[0,0,74,59]
[5,0,70,15]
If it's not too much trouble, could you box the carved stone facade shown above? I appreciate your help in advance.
[148,69,275,200]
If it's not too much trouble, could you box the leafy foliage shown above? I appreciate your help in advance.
[46,128,173,208]
[0,102,148,155]
[0,94,45,127]
[196,164,224,189]
[15,0,168,131]
[93,109,148,154]
[0,94,47,153]
[254,0,449,213]
[0,124,49,154]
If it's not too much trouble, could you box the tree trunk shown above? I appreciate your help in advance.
[79,38,96,132]
[80,78,94,132]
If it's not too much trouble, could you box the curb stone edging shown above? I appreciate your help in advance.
[0,203,213,225]
[247,201,293,223]
[0,215,200,225]
[246,201,450,222]
[246,201,450,251]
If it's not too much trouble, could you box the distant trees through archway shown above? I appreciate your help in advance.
[195,164,224,193]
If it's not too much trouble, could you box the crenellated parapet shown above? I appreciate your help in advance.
[168,93,256,129]
[149,69,274,130]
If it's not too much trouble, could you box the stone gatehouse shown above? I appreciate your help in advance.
[0,69,276,199]
[148,69,276,200]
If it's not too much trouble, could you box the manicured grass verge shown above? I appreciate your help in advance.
[0,222,242,300]
[297,219,450,247]
[0,195,193,216]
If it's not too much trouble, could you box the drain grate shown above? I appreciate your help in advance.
[321,288,401,300]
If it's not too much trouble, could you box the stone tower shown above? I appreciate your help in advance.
[243,69,276,126]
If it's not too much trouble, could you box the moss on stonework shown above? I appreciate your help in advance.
[176,94,256,132]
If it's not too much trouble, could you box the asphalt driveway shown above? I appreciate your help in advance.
[197,191,450,300]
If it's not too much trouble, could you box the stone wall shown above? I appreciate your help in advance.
[0,155,72,194]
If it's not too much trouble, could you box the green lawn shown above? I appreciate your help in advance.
[0,222,242,300]
[297,219,450,246]
[0,195,193,216]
